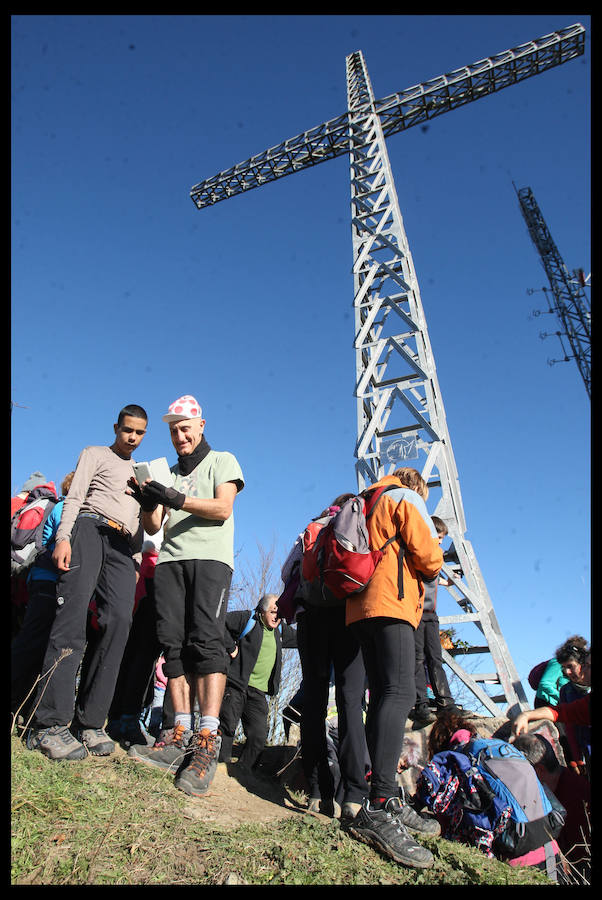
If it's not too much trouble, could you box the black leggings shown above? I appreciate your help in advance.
[351,616,416,801]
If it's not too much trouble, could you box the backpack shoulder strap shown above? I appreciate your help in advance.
[238,614,257,642]
[362,483,407,596]
[362,483,399,519]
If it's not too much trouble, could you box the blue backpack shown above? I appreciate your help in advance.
[416,737,565,869]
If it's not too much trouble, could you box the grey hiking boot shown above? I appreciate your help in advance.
[387,794,441,837]
[174,728,222,797]
[340,800,363,826]
[76,727,115,756]
[25,725,87,761]
[346,798,434,869]
[128,723,193,770]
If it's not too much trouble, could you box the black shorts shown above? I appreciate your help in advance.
[154,558,232,678]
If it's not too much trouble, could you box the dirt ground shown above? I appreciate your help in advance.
[116,716,565,831]
[177,761,308,828]
[116,741,314,829]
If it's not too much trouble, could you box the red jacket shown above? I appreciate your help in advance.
[550,693,590,726]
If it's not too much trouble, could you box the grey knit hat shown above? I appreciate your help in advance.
[19,471,47,493]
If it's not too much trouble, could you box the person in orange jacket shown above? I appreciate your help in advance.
[343,469,443,870]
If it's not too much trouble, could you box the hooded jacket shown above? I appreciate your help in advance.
[345,474,443,629]
[224,609,298,696]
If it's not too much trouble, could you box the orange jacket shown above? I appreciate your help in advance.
[345,475,443,629]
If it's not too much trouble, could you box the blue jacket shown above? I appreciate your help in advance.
[28,499,63,583]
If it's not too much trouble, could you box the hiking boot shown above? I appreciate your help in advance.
[174,728,221,797]
[118,714,153,747]
[76,727,115,756]
[346,799,434,869]
[435,703,464,717]
[411,707,436,729]
[127,723,192,770]
[307,797,341,818]
[387,795,441,837]
[25,725,87,761]
[307,797,321,813]
[340,800,362,826]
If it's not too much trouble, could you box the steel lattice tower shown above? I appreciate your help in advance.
[190,23,585,716]
[516,185,591,398]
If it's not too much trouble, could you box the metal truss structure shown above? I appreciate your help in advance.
[190,23,585,716]
[516,186,591,398]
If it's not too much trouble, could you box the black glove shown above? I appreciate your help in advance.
[127,477,159,512]
[142,480,186,510]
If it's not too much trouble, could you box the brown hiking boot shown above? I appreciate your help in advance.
[174,728,222,797]
[127,723,192,770]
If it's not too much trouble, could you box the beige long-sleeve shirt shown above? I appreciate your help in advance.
[55,445,143,552]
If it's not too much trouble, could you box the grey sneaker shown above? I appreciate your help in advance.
[128,723,192,770]
[387,795,441,837]
[174,729,222,797]
[346,799,434,869]
[26,725,87,761]
[77,727,115,756]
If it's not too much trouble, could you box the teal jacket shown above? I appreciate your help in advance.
[535,658,568,707]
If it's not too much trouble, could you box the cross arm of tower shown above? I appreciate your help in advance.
[190,22,584,210]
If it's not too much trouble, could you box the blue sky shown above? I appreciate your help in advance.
[11,15,590,710]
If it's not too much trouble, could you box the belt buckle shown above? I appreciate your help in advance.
[107,519,124,534]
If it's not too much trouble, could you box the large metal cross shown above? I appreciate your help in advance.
[190,24,585,716]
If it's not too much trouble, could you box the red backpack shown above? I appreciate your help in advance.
[301,485,404,605]
[11,483,59,576]
[528,660,550,691]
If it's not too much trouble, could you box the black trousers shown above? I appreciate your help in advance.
[11,578,58,717]
[219,682,269,768]
[33,517,136,729]
[414,612,454,711]
[351,616,415,802]
[297,604,370,805]
[108,581,161,719]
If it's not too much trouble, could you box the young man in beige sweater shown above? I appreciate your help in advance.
[27,405,148,761]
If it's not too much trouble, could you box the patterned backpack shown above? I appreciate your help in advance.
[416,737,566,877]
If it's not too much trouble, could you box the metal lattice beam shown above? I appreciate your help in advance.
[190,24,584,210]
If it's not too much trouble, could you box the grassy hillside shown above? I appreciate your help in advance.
[11,735,554,886]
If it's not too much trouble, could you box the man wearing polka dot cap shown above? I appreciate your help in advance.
[127,394,244,797]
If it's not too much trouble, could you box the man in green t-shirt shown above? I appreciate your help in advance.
[220,594,298,770]
[127,395,244,797]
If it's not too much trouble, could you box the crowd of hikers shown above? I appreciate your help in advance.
[11,396,590,883]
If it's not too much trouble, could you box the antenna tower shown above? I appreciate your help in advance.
[516,185,591,398]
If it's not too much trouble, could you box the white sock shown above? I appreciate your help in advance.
[198,715,220,734]
[175,713,192,731]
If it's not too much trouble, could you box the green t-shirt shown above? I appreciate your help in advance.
[248,623,277,693]
[157,450,244,569]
